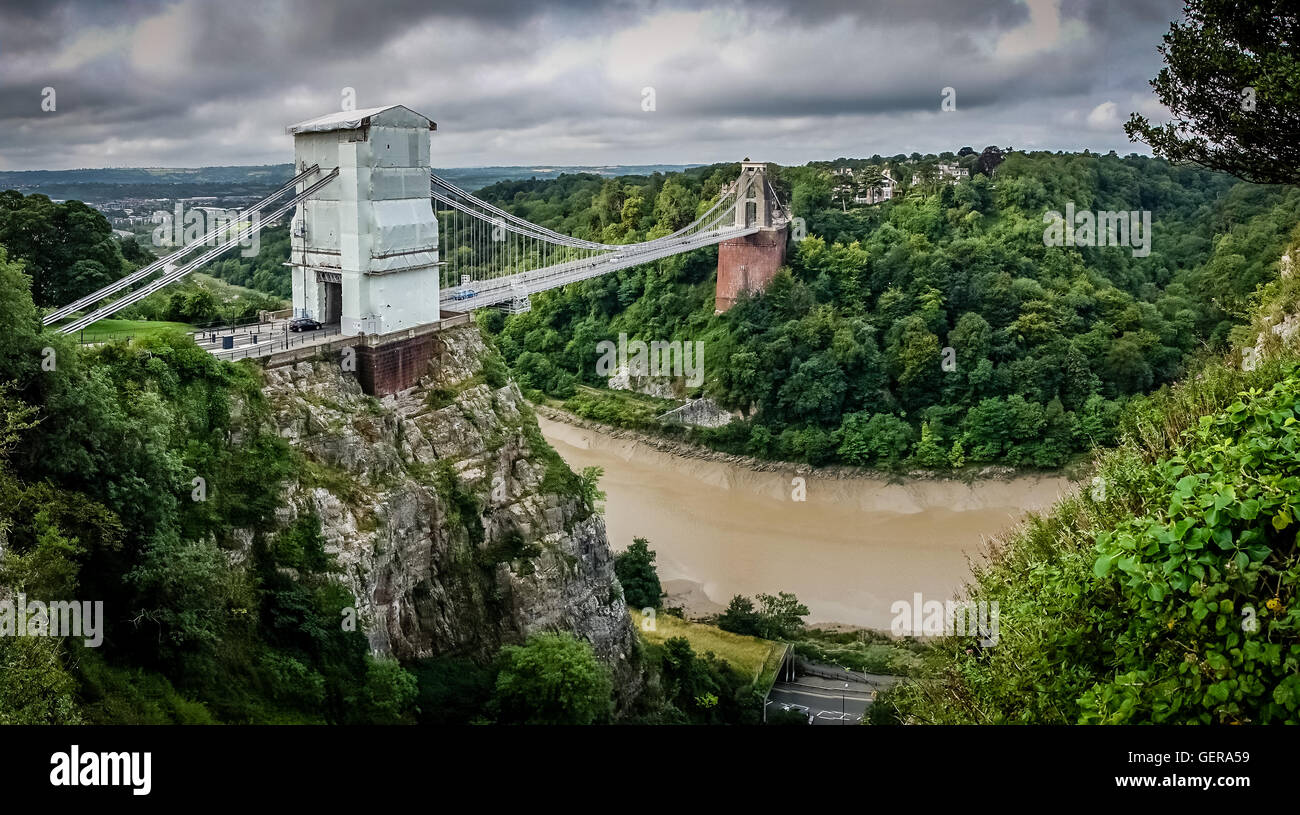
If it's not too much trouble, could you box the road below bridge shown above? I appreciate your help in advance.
[768,668,899,726]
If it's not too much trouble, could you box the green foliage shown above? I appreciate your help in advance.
[562,386,678,430]
[123,274,283,327]
[717,592,809,640]
[892,353,1300,724]
[411,656,496,725]
[492,633,613,725]
[75,651,216,725]
[476,529,543,572]
[577,465,606,514]
[615,536,664,610]
[0,191,127,307]
[516,403,590,512]
[481,351,510,389]
[433,459,486,548]
[0,241,402,724]
[1125,0,1300,185]
[838,412,913,466]
[344,658,419,725]
[657,637,730,723]
[0,637,83,724]
[1081,372,1300,722]
[629,626,764,725]
[792,629,925,676]
[911,421,948,468]
[475,153,1300,470]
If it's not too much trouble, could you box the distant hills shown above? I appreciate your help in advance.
[0,163,701,201]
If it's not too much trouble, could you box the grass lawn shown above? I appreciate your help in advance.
[66,318,195,343]
[630,609,787,687]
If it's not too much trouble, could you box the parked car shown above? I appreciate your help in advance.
[289,317,323,332]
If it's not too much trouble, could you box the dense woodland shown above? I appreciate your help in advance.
[476,153,1300,469]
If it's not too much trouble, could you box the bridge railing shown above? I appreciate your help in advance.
[209,324,343,362]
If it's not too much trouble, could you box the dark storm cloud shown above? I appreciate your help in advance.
[740,0,1030,26]
[0,0,1187,169]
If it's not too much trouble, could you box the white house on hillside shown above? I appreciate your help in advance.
[856,167,896,204]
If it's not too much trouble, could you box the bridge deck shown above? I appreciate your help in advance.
[442,225,759,310]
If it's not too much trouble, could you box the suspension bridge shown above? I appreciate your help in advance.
[43,105,790,394]
[429,167,778,313]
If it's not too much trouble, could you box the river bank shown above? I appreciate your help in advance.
[532,402,1088,483]
[537,410,1079,629]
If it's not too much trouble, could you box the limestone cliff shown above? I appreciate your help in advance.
[255,324,640,699]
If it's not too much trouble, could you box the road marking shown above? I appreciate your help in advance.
[771,688,873,702]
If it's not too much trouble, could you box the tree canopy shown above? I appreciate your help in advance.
[1125,0,1300,185]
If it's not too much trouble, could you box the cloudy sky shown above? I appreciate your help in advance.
[0,0,1183,171]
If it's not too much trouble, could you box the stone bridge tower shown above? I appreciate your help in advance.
[715,161,789,313]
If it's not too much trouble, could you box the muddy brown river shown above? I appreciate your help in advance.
[539,416,1077,629]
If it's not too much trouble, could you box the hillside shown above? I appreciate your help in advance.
[885,242,1300,724]
[0,246,639,724]
[476,153,1300,471]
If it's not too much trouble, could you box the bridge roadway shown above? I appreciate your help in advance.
[442,223,760,310]
[189,318,344,361]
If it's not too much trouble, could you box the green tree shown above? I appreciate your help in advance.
[652,179,697,232]
[717,592,809,640]
[578,465,606,513]
[838,412,915,466]
[344,658,418,725]
[791,171,833,215]
[754,592,810,640]
[911,420,948,468]
[1125,0,1300,185]
[614,536,663,610]
[948,438,966,468]
[492,633,613,725]
[660,636,722,717]
[0,192,127,307]
[717,595,760,637]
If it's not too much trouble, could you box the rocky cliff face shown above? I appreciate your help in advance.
[256,324,640,699]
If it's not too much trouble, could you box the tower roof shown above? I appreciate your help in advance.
[286,104,437,135]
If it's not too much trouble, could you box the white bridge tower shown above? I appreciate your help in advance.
[286,105,440,336]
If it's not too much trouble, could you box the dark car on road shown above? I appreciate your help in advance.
[289,317,323,332]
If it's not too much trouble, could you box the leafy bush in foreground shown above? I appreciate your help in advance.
[892,354,1300,723]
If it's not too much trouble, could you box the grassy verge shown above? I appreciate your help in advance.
[792,628,926,676]
[631,609,783,685]
[64,318,196,343]
[562,385,682,431]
